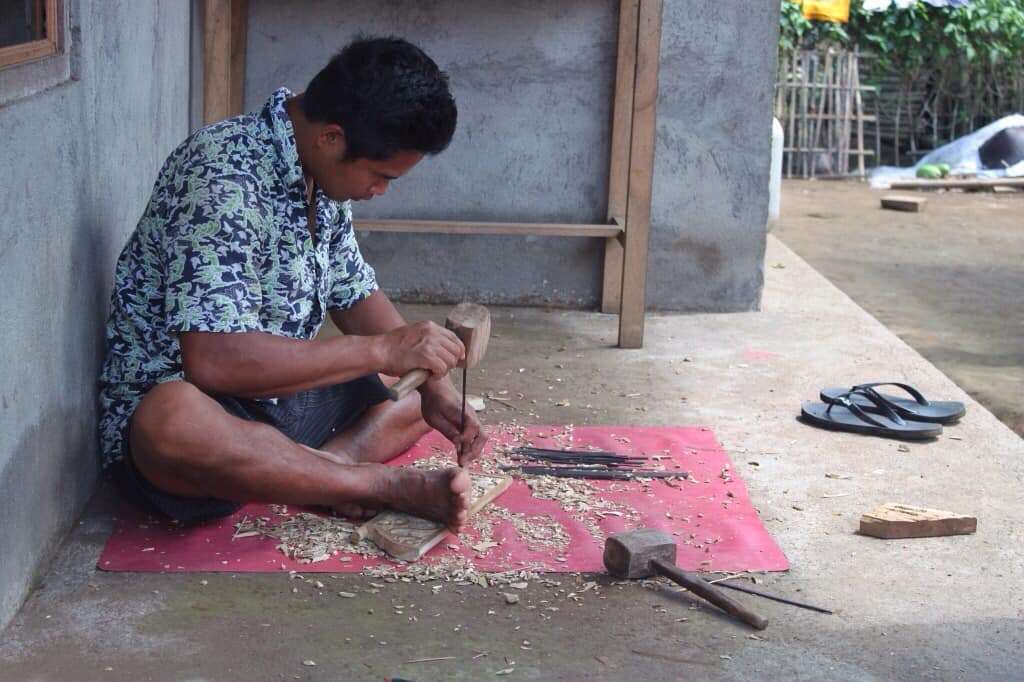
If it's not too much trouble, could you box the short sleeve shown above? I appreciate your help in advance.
[163,176,265,333]
[326,204,378,310]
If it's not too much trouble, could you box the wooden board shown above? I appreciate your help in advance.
[203,0,247,124]
[880,195,926,212]
[353,219,621,238]
[618,0,663,349]
[889,177,1024,191]
[602,0,640,314]
[352,474,513,562]
[859,503,977,539]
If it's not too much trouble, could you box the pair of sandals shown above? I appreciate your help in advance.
[801,382,965,440]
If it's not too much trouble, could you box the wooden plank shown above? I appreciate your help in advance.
[229,0,248,116]
[607,0,639,220]
[880,195,925,212]
[784,147,876,156]
[352,474,514,562]
[889,177,1024,191]
[859,503,976,539]
[790,113,879,123]
[203,0,233,124]
[354,218,622,238]
[602,221,626,314]
[602,0,640,314]
[618,0,662,349]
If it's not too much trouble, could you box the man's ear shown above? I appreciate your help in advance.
[316,123,347,153]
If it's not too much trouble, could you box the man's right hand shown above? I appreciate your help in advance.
[376,321,465,379]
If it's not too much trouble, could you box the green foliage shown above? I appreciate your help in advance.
[779,1,1024,153]
[779,0,1024,71]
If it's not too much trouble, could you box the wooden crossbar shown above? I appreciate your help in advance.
[355,219,622,238]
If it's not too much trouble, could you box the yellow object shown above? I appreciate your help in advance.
[801,0,850,23]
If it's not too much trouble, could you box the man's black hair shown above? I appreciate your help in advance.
[303,36,457,161]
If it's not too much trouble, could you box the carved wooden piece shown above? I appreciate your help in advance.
[352,473,513,562]
[859,503,977,539]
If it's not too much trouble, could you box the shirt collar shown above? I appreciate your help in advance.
[262,87,305,191]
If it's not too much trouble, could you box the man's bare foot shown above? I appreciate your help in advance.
[332,502,380,520]
[301,445,382,520]
[380,467,471,532]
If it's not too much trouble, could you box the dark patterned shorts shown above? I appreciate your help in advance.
[111,375,391,524]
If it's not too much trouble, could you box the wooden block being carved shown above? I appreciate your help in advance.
[859,503,977,539]
[352,473,513,562]
[880,195,926,212]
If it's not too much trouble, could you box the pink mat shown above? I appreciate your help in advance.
[98,426,788,574]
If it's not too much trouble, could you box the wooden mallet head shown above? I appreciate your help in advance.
[445,302,490,369]
[603,528,676,579]
[387,302,491,402]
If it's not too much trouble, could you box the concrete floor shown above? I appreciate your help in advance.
[2,237,1022,681]
[774,180,1024,436]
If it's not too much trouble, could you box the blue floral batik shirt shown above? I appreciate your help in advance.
[98,88,378,468]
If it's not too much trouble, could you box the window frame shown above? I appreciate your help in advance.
[0,0,61,70]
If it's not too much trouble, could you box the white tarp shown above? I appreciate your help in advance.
[870,113,1024,188]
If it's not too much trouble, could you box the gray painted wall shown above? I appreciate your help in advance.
[241,0,779,311]
[0,0,190,629]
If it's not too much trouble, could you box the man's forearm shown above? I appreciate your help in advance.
[331,290,406,336]
[335,291,460,398]
[179,331,383,398]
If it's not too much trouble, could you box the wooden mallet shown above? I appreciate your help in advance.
[603,528,768,630]
[387,303,491,402]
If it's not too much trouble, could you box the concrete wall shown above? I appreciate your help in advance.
[240,0,780,311]
[0,0,190,629]
[651,1,779,311]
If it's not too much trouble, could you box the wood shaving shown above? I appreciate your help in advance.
[363,554,539,587]
[233,513,384,564]
[232,421,676,581]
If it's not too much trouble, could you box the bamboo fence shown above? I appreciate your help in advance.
[775,47,878,178]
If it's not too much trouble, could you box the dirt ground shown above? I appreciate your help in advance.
[774,179,1024,437]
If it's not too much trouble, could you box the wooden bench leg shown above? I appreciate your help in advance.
[601,234,625,314]
[605,1,638,316]
[617,0,662,349]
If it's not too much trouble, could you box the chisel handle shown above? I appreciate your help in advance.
[650,558,768,630]
[387,369,431,401]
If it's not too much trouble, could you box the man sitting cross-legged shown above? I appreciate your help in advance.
[98,37,485,530]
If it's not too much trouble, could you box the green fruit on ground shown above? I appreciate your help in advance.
[917,164,943,179]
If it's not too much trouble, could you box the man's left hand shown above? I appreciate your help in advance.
[419,381,487,466]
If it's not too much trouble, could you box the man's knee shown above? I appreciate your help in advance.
[129,381,207,468]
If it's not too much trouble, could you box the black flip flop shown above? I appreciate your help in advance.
[801,393,942,440]
[820,383,965,424]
